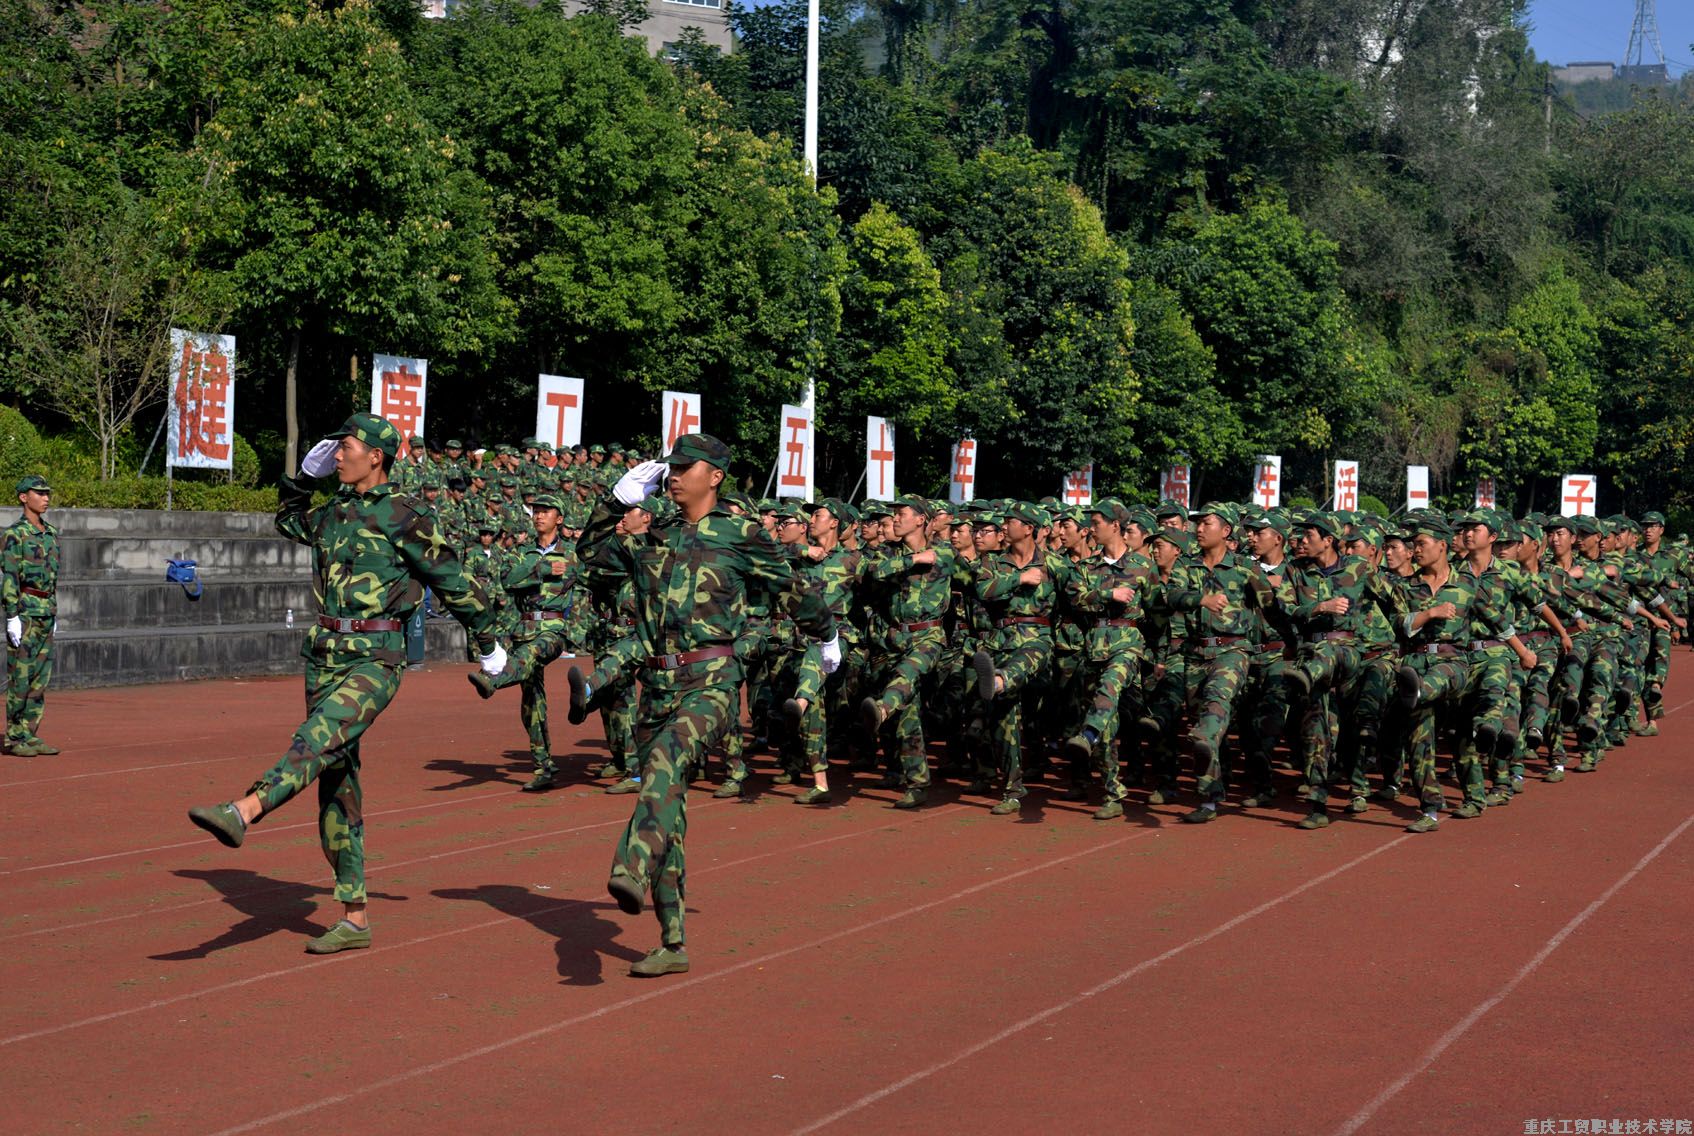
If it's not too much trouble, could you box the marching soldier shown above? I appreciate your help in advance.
[4,475,60,756]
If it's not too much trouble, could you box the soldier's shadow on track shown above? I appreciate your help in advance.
[148,869,408,960]
[424,755,533,791]
[431,884,644,986]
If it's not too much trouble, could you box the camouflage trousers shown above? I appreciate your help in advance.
[1447,647,1514,808]
[1569,631,1618,758]
[1141,656,1191,792]
[1401,651,1471,813]
[1291,642,1363,806]
[771,641,826,775]
[983,629,1053,799]
[1646,624,1672,718]
[1075,639,1147,802]
[490,622,576,772]
[1344,651,1399,798]
[248,655,405,904]
[5,617,53,743]
[598,677,640,776]
[1240,650,1305,797]
[1176,648,1252,805]
[868,630,946,787]
[1610,627,1649,736]
[609,682,737,947]
[1041,647,1088,774]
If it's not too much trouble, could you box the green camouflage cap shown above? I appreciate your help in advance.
[1642,510,1667,526]
[1003,500,1045,527]
[589,444,605,455]
[1127,506,1158,533]
[1413,515,1455,541]
[329,412,402,459]
[859,499,893,520]
[1243,511,1289,538]
[770,499,806,521]
[664,433,732,470]
[1152,527,1194,554]
[1344,521,1383,548]
[1154,499,1188,521]
[609,442,625,453]
[15,474,51,494]
[1570,514,1602,537]
[1300,511,1341,540]
[498,475,518,488]
[1089,498,1132,526]
[891,492,932,518]
[972,509,1002,528]
[531,492,566,513]
[476,516,500,534]
[445,438,464,449]
[805,497,860,525]
[1192,501,1239,529]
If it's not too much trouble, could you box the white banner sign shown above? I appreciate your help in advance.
[1160,464,1191,510]
[1332,460,1359,512]
[371,353,428,458]
[167,328,235,470]
[1252,455,1282,509]
[865,416,895,502]
[535,375,584,452]
[1061,465,1094,508]
[660,390,702,457]
[1560,473,1598,517]
[948,438,978,504]
[775,403,813,500]
[1406,465,1430,512]
[1474,477,1496,510]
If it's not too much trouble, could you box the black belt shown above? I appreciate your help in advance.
[645,646,735,669]
[318,616,403,633]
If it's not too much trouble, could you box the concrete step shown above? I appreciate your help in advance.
[57,534,313,578]
[51,620,469,690]
[54,576,317,632]
[0,507,283,537]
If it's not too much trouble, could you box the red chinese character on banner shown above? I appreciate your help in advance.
[1161,465,1191,509]
[779,415,809,489]
[1336,464,1358,511]
[951,440,976,492]
[1475,477,1496,510]
[666,398,700,452]
[1255,463,1279,508]
[869,421,894,497]
[378,365,424,456]
[175,340,232,462]
[1563,477,1594,514]
[545,390,578,451]
[1062,466,1092,506]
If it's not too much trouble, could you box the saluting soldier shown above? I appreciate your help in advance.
[4,475,60,756]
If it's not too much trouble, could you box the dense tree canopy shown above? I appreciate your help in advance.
[3,0,1694,521]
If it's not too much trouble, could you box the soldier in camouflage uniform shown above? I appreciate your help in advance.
[859,494,956,808]
[1060,499,1156,819]
[579,435,838,977]
[4,475,60,756]
[187,413,502,954]
[466,494,586,791]
[972,501,1070,816]
[1637,511,1689,731]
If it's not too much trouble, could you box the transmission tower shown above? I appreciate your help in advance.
[1623,0,1665,70]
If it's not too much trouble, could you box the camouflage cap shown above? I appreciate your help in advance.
[805,497,860,525]
[1456,509,1498,533]
[498,475,518,488]
[1152,527,1194,554]
[1154,498,1188,521]
[1344,521,1383,548]
[1003,500,1046,527]
[891,492,932,518]
[1192,501,1239,529]
[1413,515,1455,541]
[1642,510,1667,526]
[476,517,500,534]
[1089,498,1132,526]
[445,438,464,449]
[1127,506,1158,533]
[609,442,625,453]
[1570,514,1602,537]
[15,474,50,494]
[1542,515,1573,533]
[589,444,605,455]
[859,499,893,520]
[664,433,732,470]
[972,509,1002,528]
[531,492,566,513]
[329,412,402,459]
[1242,511,1289,538]
[770,499,806,522]
[1300,511,1341,540]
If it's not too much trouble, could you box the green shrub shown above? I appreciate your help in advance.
[48,476,278,511]
[0,404,49,487]
[1359,493,1391,516]
[232,434,260,487]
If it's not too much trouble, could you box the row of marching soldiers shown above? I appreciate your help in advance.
[465,484,1691,833]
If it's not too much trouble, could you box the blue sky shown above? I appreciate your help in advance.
[1526,0,1692,75]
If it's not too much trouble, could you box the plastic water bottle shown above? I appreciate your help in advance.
[285,608,294,629]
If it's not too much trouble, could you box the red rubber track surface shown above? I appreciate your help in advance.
[1,658,1689,1135]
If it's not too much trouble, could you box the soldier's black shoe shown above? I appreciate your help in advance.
[1473,722,1500,754]
[520,769,556,792]
[1395,666,1422,709]
[1523,727,1544,751]
[1575,720,1600,745]
[1181,805,1218,824]
[972,650,998,701]
[1179,735,1216,765]
[607,875,645,916]
[566,666,591,725]
[467,671,496,700]
[860,697,886,735]
[783,698,806,731]
[893,787,927,809]
[1559,695,1581,724]
[188,803,247,849]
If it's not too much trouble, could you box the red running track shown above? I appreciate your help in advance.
[0,658,1689,1135]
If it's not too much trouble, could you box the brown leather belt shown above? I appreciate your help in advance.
[1099,618,1137,628]
[1193,634,1247,648]
[1413,643,1461,656]
[1521,630,1552,642]
[645,645,735,669]
[1469,639,1507,651]
[1313,631,1355,642]
[1258,640,1286,651]
[522,611,566,622]
[897,619,943,633]
[998,616,1051,628]
[318,616,404,633]
[20,586,51,598]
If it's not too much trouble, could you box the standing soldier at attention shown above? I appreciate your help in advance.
[4,475,60,756]
[185,414,506,954]
[578,435,839,977]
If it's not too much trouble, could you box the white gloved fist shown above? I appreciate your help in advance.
[818,633,842,675]
[479,643,508,676]
[301,438,341,478]
[613,460,668,506]
[6,615,21,647]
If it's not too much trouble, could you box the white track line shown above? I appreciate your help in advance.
[0,800,966,1047]
[787,832,1412,1135]
[197,828,1166,1135]
[1330,810,1694,1136]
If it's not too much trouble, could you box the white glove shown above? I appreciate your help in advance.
[818,633,842,675]
[6,616,20,647]
[301,438,341,478]
[613,460,668,506]
[479,644,508,676]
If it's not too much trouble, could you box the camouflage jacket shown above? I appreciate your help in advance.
[1164,550,1291,651]
[1398,562,1516,649]
[277,477,495,664]
[864,542,955,653]
[1286,553,1407,645]
[974,548,1071,649]
[1,515,58,620]
[798,543,865,646]
[1554,556,1639,634]
[579,494,836,694]
[1064,548,1156,662]
[502,539,584,633]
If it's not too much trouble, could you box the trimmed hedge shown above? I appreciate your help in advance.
[45,477,278,511]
